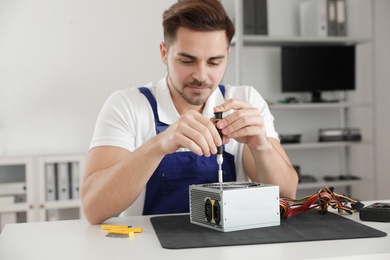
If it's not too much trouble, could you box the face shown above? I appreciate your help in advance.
[160,27,230,109]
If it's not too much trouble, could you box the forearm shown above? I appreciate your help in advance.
[81,137,165,224]
[245,139,298,199]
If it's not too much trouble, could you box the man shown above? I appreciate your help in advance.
[81,0,298,225]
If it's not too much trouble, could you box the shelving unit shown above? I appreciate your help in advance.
[0,153,86,232]
[281,141,373,151]
[36,154,86,222]
[232,35,370,46]
[0,156,34,230]
[227,0,375,198]
[268,102,372,110]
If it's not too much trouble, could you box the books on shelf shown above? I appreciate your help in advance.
[299,0,347,37]
[45,162,80,202]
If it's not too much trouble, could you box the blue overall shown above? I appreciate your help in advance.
[138,86,237,215]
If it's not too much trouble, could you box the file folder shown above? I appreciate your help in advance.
[255,0,268,35]
[0,182,26,196]
[327,0,338,36]
[243,0,256,34]
[45,163,56,201]
[57,162,70,200]
[243,0,268,35]
[336,0,347,36]
[69,162,80,200]
[299,0,328,37]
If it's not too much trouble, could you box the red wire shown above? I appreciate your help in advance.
[280,187,358,218]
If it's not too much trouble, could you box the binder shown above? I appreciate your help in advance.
[53,163,59,200]
[243,0,268,35]
[45,163,56,201]
[0,182,26,196]
[299,0,328,37]
[336,0,347,36]
[255,0,268,35]
[57,162,70,200]
[68,162,73,199]
[70,162,80,200]
[327,0,338,36]
[243,0,256,34]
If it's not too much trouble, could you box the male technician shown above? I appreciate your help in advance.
[81,0,298,224]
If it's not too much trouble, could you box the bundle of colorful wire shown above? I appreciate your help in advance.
[279,186,364,218]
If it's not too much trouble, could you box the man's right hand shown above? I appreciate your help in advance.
[157,110,222,157]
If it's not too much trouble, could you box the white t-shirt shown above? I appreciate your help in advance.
[89,77,279,216]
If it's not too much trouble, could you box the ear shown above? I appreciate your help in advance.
[160,42,167,65]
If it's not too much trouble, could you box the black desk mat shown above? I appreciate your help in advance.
[150,211,387,249]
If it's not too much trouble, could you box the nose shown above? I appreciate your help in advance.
[192,63,207,83]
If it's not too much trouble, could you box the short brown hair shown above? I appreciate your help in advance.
[162,0,235,48]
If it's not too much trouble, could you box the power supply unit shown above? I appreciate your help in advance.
[189,182,280,232]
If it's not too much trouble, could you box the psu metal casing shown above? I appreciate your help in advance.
[189,182,280,232]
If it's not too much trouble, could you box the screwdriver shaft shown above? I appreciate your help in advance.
[215,112,224,184]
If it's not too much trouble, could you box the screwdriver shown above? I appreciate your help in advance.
[214,112,223,184]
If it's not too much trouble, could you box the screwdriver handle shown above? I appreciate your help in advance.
[214,112,223,155]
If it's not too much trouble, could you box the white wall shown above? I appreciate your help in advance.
[0,0,175,155]
[374,0,390,199]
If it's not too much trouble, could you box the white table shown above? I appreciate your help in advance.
[0,200,389,260]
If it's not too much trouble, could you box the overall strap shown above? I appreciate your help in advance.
[138,87,169,134]
[218,84,225,97]
[139,87,157,119]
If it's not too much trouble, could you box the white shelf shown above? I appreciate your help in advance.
[269,102,372,110]
[0,203,29,213]
[44,200,80,210]
[282,141,372,150]
[298,179,372,190]
[232,35,370,47]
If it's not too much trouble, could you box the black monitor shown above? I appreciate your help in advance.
[281,45,356,102]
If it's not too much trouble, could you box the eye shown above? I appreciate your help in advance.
[208,61,220,66]
[180,59,194,64]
